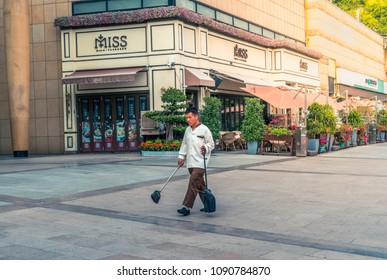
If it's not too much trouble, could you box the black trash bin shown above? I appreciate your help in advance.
[368,124,376,144]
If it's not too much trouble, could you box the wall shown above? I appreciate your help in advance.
[306,0,386,86]
[0,0,70,154]
[197,0,306,43]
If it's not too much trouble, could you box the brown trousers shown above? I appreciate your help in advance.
[182,168,205,209]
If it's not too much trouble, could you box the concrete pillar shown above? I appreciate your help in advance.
[4,0,31,157]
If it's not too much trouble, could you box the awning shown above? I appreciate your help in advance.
[211,70,278,87]
[62,67,145,84]
[184,68,215,87]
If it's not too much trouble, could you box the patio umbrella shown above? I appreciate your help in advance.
[306,92,345,111]
[241,86,305,109]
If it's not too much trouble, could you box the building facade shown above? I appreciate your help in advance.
[0,0,386,155]
[306,0,387,99]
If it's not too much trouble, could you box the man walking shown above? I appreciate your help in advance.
[177,103,214,216]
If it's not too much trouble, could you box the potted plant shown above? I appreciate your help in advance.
[306,103,336,153]
[241,97,265,154]
[200,96,222,150]
[144,87,187,141]
[377,109,387,142]
[347,109,364,147]
[267,126,292,137]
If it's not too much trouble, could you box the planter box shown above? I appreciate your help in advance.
[247,141,258,155]
[141,151,179,157]
[308,138,319,151]
[260,134,294,156]
[352,130,358,147]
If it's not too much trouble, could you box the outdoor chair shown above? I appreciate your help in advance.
[222,132,237,151]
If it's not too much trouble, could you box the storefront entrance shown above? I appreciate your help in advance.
[78,94,149,152]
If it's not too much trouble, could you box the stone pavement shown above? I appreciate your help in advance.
[0,143,387,260]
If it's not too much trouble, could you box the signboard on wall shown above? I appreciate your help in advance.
[75,27,147,57]
[337,68,385,94]
[208,34,266,69]
[282,52,319,78]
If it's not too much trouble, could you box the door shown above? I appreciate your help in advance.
[80,99,91,151]
[103,97,114,151]
[78,94,148,152]
[92,98,103,151]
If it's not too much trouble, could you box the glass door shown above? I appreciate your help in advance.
[92,98,103,151]
[104,97,114,151]
[116,97,126,151]
[127,96,137,150]
[78,94,149,152]
[80,99,91,151]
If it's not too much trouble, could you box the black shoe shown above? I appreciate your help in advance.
[200,208,205,212]
[177,207,190,216]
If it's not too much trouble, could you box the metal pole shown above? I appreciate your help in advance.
[345,89,349,123]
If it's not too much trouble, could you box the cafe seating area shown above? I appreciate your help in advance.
[218,131,247,151]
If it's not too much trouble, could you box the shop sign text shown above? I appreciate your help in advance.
[299,59,308,72]
[234,44,248,62]
[95,34,128,52]
[365,78,377,88]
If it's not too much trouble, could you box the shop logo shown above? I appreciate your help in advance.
[365,78,377,87]
[234,44,248,62]
[95,34,128,52]
[299,59,308,72]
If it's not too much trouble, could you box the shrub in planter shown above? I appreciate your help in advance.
[268,127,292,137]
[307,102,337,151]
[144,87,187,141]
[139,139,181,151]
[307,102,337,136]
[200,96,222,143]
[241,97,265,154]
[347,110,364,146]
[348,109,364,130]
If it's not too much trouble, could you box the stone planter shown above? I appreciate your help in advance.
[352,130,358,147]
[308,138,319,151]
[141,151,179,157]
[247,141,259,155]
[328,134,334,151]
[381,132,386,142]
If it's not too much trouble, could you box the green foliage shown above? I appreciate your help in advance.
[333,0,387,35]
[377,109,387,125]
[200,96,222,141]
[268,127,292,137]
[347,109,365,129]
[144,87,187,140]
[307,102,337,138]
[173,125,186,139]
[241,98,265,142]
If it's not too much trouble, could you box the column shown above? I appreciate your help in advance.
[4,0,31,157]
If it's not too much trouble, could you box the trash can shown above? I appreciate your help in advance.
[368,124,376,144]
[295,126,307,157]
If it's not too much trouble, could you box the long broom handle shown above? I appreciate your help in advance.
[203,152,208,189]
[159,166,180,192]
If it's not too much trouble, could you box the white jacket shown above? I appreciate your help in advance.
[178,124,214,169]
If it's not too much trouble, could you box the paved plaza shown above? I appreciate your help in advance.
[0,143,387,260]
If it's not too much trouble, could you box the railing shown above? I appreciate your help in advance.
[71,0,299,44]
[72,0,174,16]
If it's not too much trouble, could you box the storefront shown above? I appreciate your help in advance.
[336,68,387,99]
[57,7,321,153]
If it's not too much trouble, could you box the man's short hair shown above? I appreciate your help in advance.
[185,102,198,115]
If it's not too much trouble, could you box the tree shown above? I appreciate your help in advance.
[145,87,187,141]
[241,97,265,142]
[307,102,337,138]
[200,96,222,142]
[333,0,387,35]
